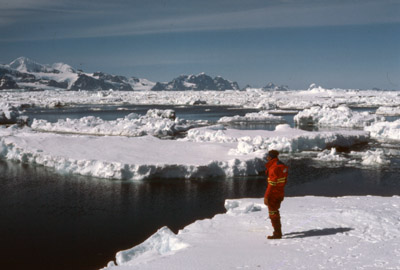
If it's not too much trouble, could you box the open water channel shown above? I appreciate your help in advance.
[1,105,399,270]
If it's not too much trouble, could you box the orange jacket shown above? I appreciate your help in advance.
[265,158,288,199]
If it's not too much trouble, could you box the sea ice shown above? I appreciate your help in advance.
[217,110,285,124]
[104,196,400,270]
[364,119,400,141]
[376,106,400,116]
[183,124,369,154]
[0,127,264,180]
[294,105,382,128]
[2,89,400,110]
[313,148,347,162]
[350,149,390,166]
[115,227,189,267]
[0,102,26,125]
[31,109,205,137]
[0,123,370,180]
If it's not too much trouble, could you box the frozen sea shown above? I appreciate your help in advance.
[2,88,400,269]
[0,103,399,270]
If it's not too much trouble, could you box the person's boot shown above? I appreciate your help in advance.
[267,215,282,239]
[267,228,282,239]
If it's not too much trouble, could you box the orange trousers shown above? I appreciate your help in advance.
[266,196,283,232]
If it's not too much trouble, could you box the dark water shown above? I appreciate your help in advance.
[22,104,260,123]
[1,105,399,270]
[1,159,399,270]
[22,104,297,130]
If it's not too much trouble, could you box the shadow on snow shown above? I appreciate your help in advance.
[284,227,353,239]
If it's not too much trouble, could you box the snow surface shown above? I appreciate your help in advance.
[365,119,400,141]
[182,124,369,155]
[376,106,400,116]
[103,196,400,270]
[0,124,370,180]
[0,126,264,180]
[294,105,383,128]
[31,109,206,137]
[217,111,285,124]
[2,89,400,110]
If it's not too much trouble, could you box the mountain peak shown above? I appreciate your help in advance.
[9,57,51,73]
[152,73,240,91]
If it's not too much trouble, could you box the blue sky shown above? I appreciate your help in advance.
[1,0,399,89]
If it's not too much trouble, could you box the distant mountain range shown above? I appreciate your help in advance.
[152,73,240,91]
[0,57,154,91]
[0,57,288,91]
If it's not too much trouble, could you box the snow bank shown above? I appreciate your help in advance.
[31,109,205,137]
[217,110,285,124]
[104,196,400,270]
[376,106,400,116]
[294,105,382,128]
[0,127,264,180]
[182,124,369,154]
[365,119,400,141]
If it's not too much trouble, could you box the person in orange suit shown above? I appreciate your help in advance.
[264,150,288,239]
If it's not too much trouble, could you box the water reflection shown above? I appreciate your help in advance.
[1,158,399,270]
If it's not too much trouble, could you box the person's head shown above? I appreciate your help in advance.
[266,150,279,161]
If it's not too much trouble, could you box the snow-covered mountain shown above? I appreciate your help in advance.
[9,57,57,73]
[242,83,289,91]
[263,82,289,91]
[152,73,240,91]
[0,57,155,91]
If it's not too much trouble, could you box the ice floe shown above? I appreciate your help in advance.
[104,196,400,270]
[112,227,189,267]
[364,119,400,141]
[376,106,400,116]
[0,103,19,124]
[350,149,391,166]
[183,124,369,154]
[0,127,265,180]
[0,123,371,180]
[0,102,28,125]
[314,148,347,162]
[31,109,205,137]
[294,105,383,128]
[217,110,285,124]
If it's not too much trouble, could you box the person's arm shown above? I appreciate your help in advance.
[264,167,277,205]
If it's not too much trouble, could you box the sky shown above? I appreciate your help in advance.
[0,0,399,90]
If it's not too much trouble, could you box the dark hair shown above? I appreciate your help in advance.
[268,150,279,159]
